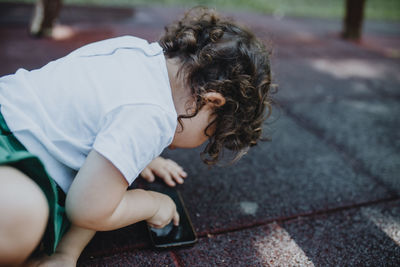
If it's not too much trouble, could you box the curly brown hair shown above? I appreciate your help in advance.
[159,7,273,165]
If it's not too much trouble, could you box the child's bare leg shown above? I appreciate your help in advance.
[27,225,95,266]
[0,166,49,266]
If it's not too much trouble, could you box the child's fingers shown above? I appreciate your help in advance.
[159,170,176,187]
[179,169,188,178]
[165,176,176,187]
[154,158,188,187]
[173,166,187,179]
[171,171,184,184]
[173,210,180,226]
[164,165,184,184]
[166,159,187,177]
[141,168,155,182]
[165,158,179,166]
[165,164,187,180]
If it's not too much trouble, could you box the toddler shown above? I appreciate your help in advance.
[0,7,272,266]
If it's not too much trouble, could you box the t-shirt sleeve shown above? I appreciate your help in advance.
[93,104,176,185]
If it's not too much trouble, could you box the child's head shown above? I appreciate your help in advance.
[159,7,273,165]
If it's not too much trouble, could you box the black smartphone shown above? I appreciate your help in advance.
[145,181,197,248]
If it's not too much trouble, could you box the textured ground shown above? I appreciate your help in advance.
[0,3,399,266]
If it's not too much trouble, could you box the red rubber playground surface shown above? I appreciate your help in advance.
[0,3,399,266]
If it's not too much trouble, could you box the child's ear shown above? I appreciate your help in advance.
[204,92,226,107]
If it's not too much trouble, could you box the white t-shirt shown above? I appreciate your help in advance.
[0,36,177,192]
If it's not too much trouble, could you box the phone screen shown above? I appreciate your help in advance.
[146,181,197,248]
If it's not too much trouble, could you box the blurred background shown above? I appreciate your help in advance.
[2,0,400,21]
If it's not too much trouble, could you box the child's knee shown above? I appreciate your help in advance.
[0,166,49,265]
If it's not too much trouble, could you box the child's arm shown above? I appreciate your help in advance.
[140,156,187,187]
[66,150,179,231]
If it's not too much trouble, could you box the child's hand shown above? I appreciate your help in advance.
[140,157,187,187]
[146,191,179,228]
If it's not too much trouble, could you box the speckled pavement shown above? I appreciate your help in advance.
[0,3,399,266]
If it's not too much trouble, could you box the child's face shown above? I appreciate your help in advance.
[169,105,216,149]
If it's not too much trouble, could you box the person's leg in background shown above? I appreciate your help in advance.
[30,0,63,37]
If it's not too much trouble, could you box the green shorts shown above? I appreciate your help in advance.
[0,108,70,255]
